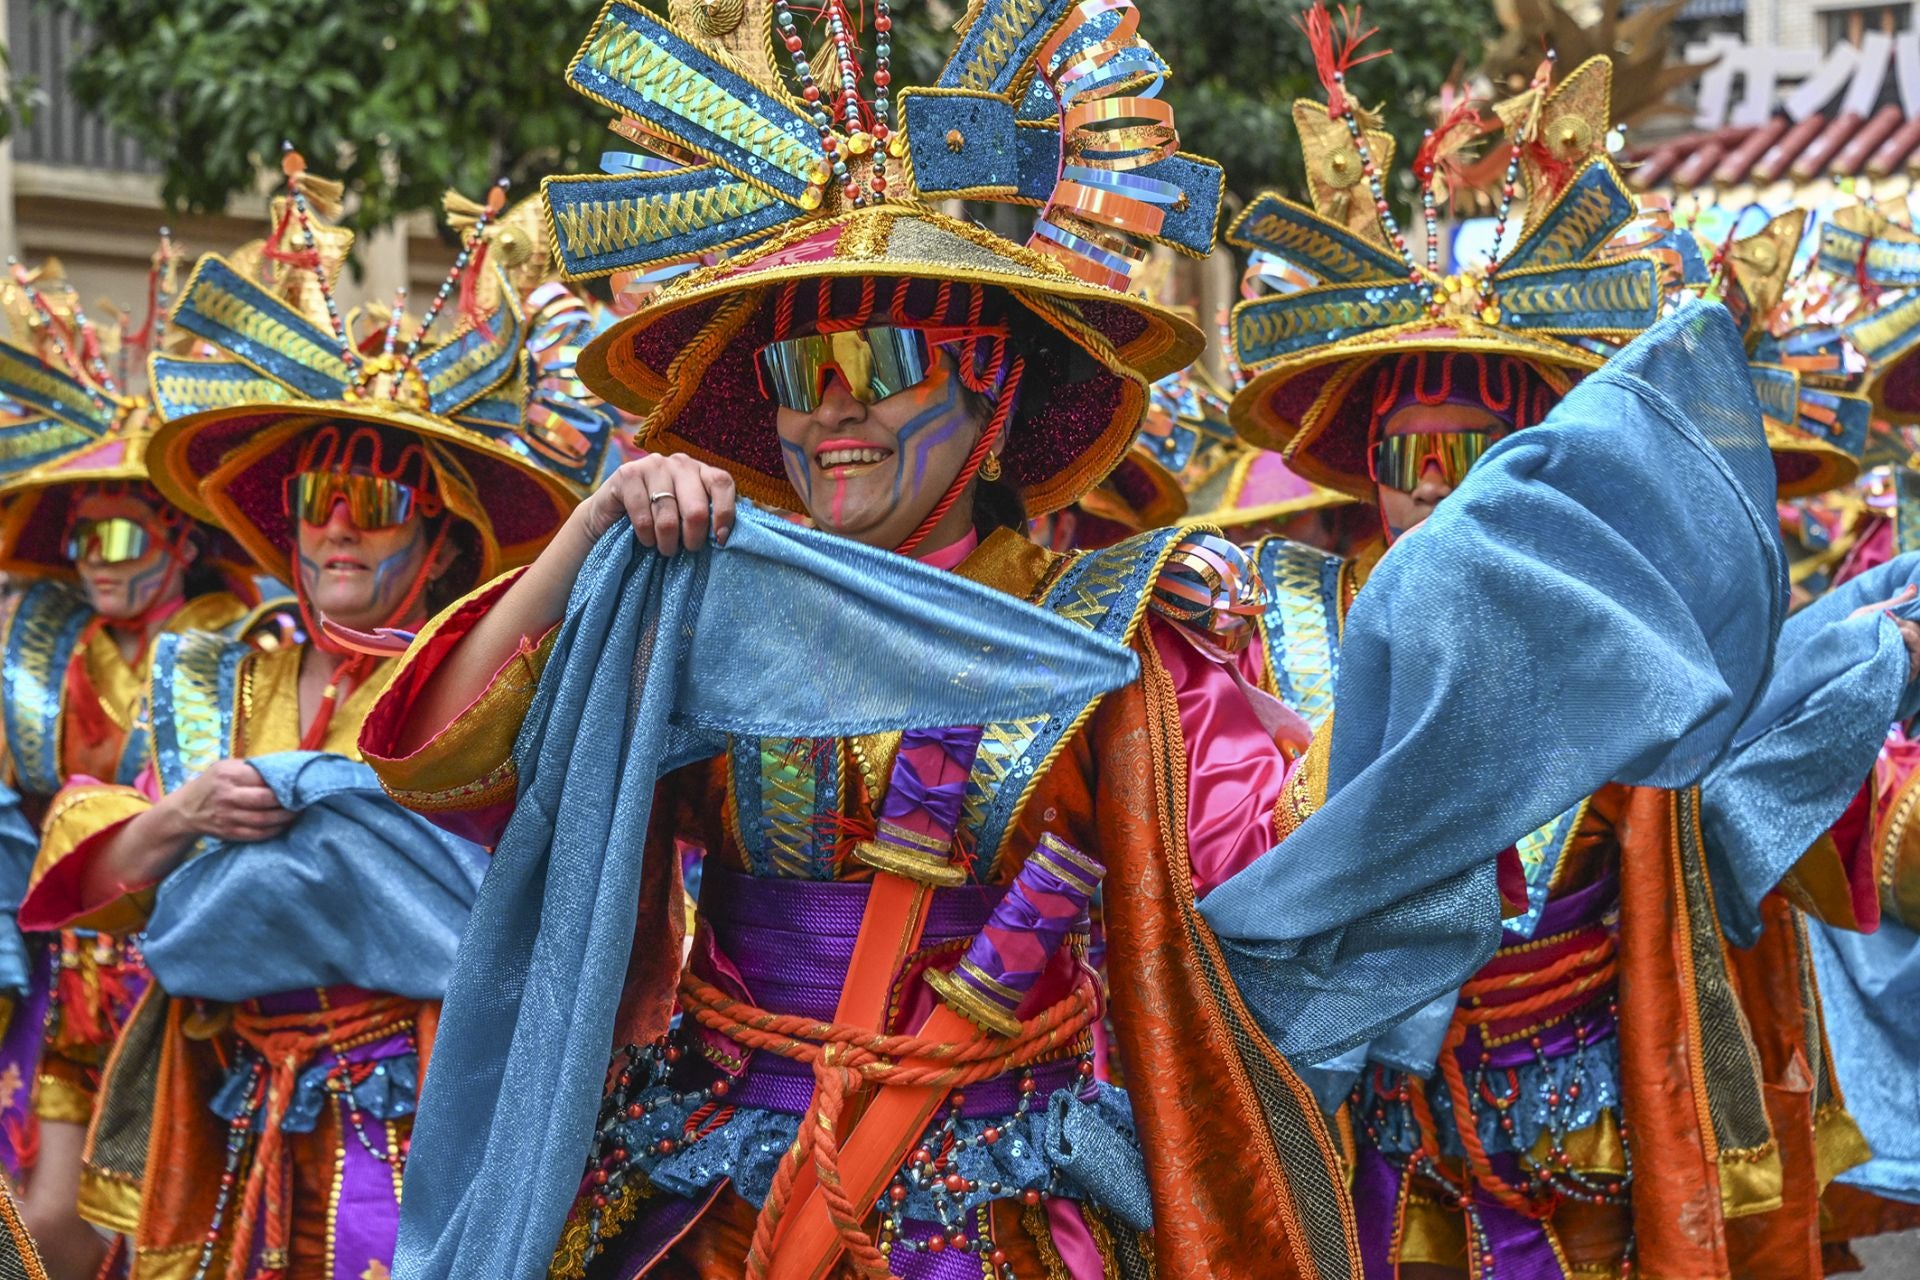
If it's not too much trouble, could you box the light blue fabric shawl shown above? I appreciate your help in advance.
[1698,552,1920,945]
[139,751,490,1001]
[0,784,38,997]
[394,509,1142,1280]
[1199,301,1787,1064]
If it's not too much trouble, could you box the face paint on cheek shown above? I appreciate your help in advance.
[779,437,813,505]
[368,541,421,610]
[887,375,968,505]
[118,554,173,611]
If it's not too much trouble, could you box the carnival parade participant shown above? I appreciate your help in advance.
[11,158,603,1280]
[1227,41,1913,1277]
[0,249,270,1279]
[351,3,1798,1279]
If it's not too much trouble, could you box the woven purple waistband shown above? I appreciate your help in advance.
[700,869,1006,1021]
[729,1052,1085,1119]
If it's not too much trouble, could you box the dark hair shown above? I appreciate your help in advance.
[424,518,481,616]
[955,378,1028,537]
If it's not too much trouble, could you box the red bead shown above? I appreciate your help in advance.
[1077,1061,1094,1078]
[982,1127,1001,1144]
[1021,1189,1042,1205]
[1567,1083,1580,1099]
[664,1046,681,1063]
[593,1170,609,1185]
[822,135,838,152]
[711,1079,730,1098]
[875,14,891,30]
[871,175,887,192]
[926,1236,946,1254]
[874,70,891,86]
[874,124,890,140]
[912,1147,933,1167]
[785,34,803,50]
[1019,1078,1035,1094]
[593,1193,608,1208]
[950,1233,969,1250]
[949,1092,966,1109]
[207,1229,222,1243]
[1547,1092,1560,1107]
[944,1173,966,1193]
[991,1250,1007,1266]
[626,1103,644,1119]
[889,1184,908,1203]
[803,85,821,102]
[656,1138,677,1155]
[612,1148,628,1162]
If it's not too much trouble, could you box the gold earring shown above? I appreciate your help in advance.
[979,452,1002,481]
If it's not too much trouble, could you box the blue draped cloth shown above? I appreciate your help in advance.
[1199,302,1787,1063]
[1700,553,1920,946]
[1810,917,1920,1201]
[0,783,37,997]
[394,509,1141,1280]
[139,751,489,1002]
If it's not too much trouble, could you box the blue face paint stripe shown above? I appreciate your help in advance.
[888,374,967,504]
[780,437,813,504]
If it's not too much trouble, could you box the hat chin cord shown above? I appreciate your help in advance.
[892,354,1024,559]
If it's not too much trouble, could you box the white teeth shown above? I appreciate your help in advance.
[816,447,890,468]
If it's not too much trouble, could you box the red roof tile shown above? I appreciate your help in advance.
[1627,111,1920,189]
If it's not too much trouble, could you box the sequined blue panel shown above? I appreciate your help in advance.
[1749,364,1800,427]
[171,258,352,402]
[1227,194,1406,285]
[900,91,1020,197]
[727,735,841,881]
[0,343,113,435]
[1665,228,1711,287]
[0,415,95,483]
[1845,292,1920,367]
[543,168,797,279]
[939,0,1078,94]
[1806,389,1872,462]
[148,356,297,423]
[565,4,820,203]
[1507,801,1588,939]
[150,631,245,796]
[1497,258,1660,334]
[1232,282,1424,368]
[1,583,91,797]
[1820,222,1920,286]
[421,270,524,417]
[968,525,1183,874]
[1501,161,1635,273]
[1254,539,1343,732]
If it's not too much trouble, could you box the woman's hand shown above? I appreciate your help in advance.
[1851,583,1920,683]
[583,455,738,557]
[159,759,296,845]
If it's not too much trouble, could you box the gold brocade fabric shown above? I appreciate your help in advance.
[233,646,396,758]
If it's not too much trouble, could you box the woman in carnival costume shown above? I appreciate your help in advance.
[361,3,1800,1280]
[1229,34,1911,1277]
[13,159,605,1280]
[0,250,268,1278]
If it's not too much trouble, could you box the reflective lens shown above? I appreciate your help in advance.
[287,471,425,531]
[755,325,1005,412]
[66,517,154,565]
[1368,431,1494,492]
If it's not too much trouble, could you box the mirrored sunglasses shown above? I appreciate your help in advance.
[66,517,157,565]
[286,471,441,532]
[755,325,1005,413]
[1368,430,1495,493]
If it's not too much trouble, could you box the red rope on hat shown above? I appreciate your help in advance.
[895,354,1023,558]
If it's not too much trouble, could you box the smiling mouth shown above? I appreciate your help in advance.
[323,557,368,572]
[815,445,892,473]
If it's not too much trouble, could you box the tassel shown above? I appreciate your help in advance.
[1416,99,1491,210]
[1294,2,1388,119]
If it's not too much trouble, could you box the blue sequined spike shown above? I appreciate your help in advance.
[420,266,527,418]
[148,356,297,423]
[1228,194,1407,286]
[1845,292,1920,367]
[543,167,800,278]
[1499,161,1638,274]
[169,257,353,402]
[1748,364,1801,429]
[1497,259,1662,335]
[0,343,116,435]
[1233,282,1426,368]
[1819,220,1920,286]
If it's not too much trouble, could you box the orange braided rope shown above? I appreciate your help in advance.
[677,969,1097,1280]
[223,997,416,1280]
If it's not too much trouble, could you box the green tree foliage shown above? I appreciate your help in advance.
[38,0,1487,230]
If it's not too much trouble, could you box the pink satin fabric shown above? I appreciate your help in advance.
[1147,615,1299,897]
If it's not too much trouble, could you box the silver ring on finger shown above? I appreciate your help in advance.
[649,491,677,505]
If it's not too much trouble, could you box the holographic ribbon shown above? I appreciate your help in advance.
[1027,0,1184,290]
[924,833,1104,1035]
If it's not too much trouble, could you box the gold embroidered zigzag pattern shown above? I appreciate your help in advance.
[0,356,105,426]
[552,180,780,259]
[759,742,824,879]
[1238,210,1393,284]
[188,280,350,386]
[154,374,293,413]
[426,328,516,403]
[1847,292,1920,362]
[6,593,78,792]
[1237,291,1423,355]
[1262,542,1338,731]
[960,714,1049,838]
[585,25,814,181]
[0,420,89,462]
[954,0,1049,91]
[1516,181,1617,270]
[1499,268,1652,322]
[166,634,235,785]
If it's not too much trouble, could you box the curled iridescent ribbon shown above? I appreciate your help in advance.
[1028,0,1185,290]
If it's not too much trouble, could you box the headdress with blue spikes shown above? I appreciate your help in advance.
[1719,208,1869,499]
[143,154,604,594]
[1223,33,1668,499]
[1817,204,1920,430]
[541,0,1226,517]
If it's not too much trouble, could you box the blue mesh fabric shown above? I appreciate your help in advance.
[393,506,1139,1280]
[0,786,34,997]
[1701,552,1920,946]
[1810,917,1920,1202]
[1199,302,1787,1062]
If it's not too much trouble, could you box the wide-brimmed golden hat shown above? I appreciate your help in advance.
[145,168,605,590]
[544,0,1225,516]
[1225,48,1668,499]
